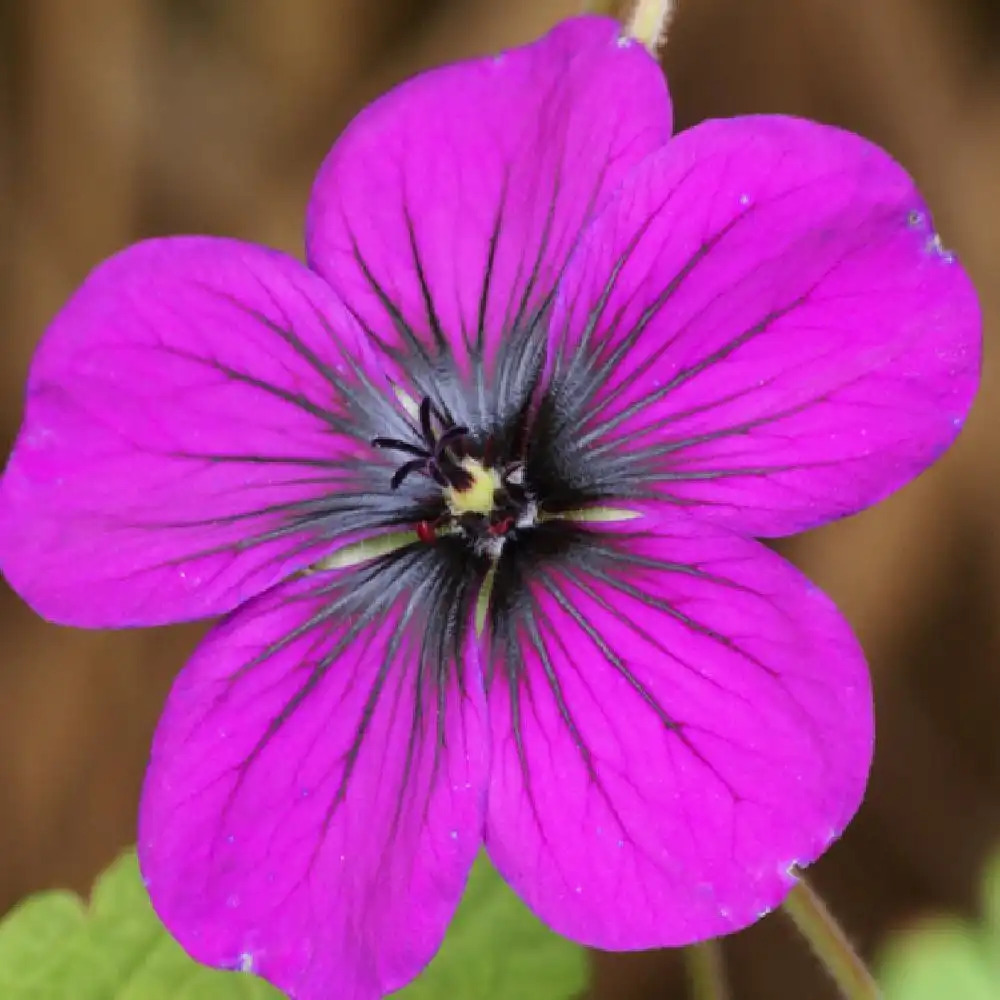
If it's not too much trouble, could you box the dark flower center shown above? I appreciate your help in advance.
[372,395,539,561]
[288,250,640,678]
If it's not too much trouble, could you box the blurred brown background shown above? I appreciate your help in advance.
[0,0,998,997]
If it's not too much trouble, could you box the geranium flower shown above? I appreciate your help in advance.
[0,14,979,1000]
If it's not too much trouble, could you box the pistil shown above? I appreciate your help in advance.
[372,395,539,559]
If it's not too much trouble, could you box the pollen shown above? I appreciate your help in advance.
[444,458,501,515]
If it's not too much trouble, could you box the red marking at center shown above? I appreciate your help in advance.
[488,516,514,537]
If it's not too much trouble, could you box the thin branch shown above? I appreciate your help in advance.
[686,939,731,1000]
[783,871,882,1000]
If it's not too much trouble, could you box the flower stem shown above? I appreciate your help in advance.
[782,872,882,1000]
[582,0,677,56]
[685,940,730,1000]
[625,0,677,55]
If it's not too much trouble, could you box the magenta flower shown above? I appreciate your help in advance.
[0,14,980,1000]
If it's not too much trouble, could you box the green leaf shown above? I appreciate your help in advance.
[984,847,1000,947]
[396,853,586,1000]
[878,844,1000,1000]
[879,918,997,1000]
[0,851,586,1000]
[0,854,278,1000]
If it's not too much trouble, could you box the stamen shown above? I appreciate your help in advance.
[371,394,541,559]
[419,396,434,445]
[428,398,451,429]
[374,395,472,491]
[435,425,470,456]
[488,516,515,537]
[390,458,428,490]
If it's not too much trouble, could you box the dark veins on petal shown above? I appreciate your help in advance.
[174,182,822,833]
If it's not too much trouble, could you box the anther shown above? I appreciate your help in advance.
[488,516,514,538]
[373,396,472,491]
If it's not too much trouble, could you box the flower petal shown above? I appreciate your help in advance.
[139,549,488,1000]
[305,15,670,393]
[0,237,414,627]
[549,115,981,536]
[483,510,871,948]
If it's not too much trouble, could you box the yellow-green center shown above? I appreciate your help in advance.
[443,458,502,516]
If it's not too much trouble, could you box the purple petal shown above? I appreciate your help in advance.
[484,509,871,947]
[0,237,407,627]
[550,115,981,536]
[305,16,670,384]
[139,556,487,1000]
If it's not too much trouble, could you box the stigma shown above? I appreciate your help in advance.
[447,457,539,560]
[444,459,501,516]
[372,394,540,561]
